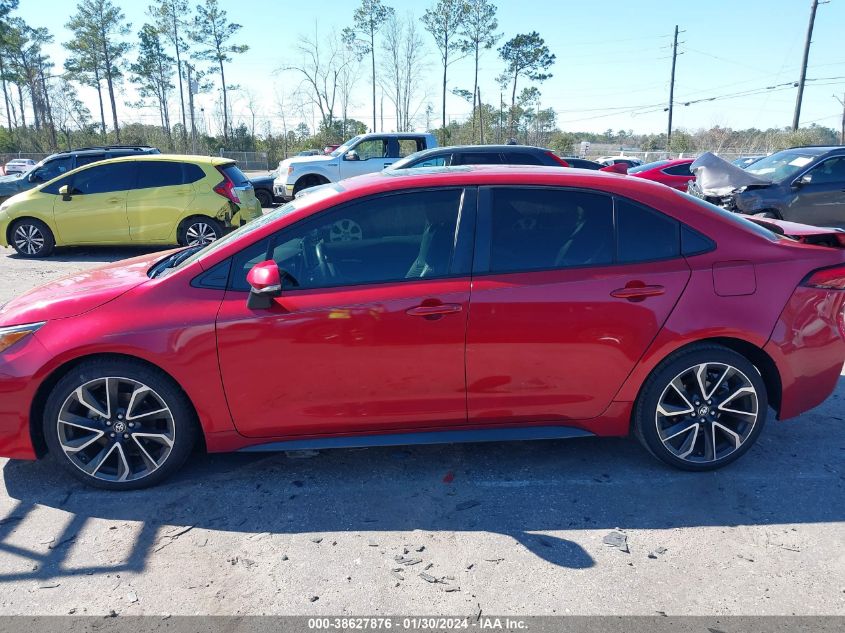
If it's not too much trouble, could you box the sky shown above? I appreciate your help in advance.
[14,0,845,138]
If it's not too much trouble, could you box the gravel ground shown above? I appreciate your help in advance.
[0,244,842,616]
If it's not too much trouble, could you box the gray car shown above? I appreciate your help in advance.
[0,145,159,202]
[689,146,845,228]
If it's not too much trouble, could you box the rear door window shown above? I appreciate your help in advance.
[137,162,185,188]
[661,162,692,177]
[487,188,614,272]
[75,154,106,168]
[397,138,424,157]
[615,198,681,263]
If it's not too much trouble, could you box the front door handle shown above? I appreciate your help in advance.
[406,303,462,317]
[611,284,665,300]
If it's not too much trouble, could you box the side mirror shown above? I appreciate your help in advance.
[58,184,71,201]
[344,150,360,161]
[246,259,282,310]
[794,173,812,187]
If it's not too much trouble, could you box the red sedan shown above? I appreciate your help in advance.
[628,158,695,191]
[1,167,844,489]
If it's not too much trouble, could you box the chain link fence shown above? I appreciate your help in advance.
[219,150,269,171]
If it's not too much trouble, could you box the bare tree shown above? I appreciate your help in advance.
[381,12,427,132]
[284,26,351,132]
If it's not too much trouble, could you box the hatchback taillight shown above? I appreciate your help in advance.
[802,264,845,290]
[546,151,570,167]
[213,170,241,204]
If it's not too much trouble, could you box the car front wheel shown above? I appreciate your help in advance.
[634,345,767,471]
[10,218,55,258]
[43,359,198,490]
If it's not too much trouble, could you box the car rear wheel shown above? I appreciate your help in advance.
[255,189,273,208]
[633,345,767,471]
[43,359,198,490]
[178,217,223,247]
[10,218,55,258]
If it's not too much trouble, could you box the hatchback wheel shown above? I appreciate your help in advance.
[179,217,222,246]
[634,345,767,470]
[10,218,55,258]
[44,359,198,490]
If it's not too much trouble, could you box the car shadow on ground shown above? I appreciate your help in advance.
[1,405,842,582]
[4,246,166,263]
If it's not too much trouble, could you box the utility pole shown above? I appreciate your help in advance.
[836,93,845,145]
[667,25,680,153]
[793,0,820,131]
[478,86,484,144]
[185,62,197,154]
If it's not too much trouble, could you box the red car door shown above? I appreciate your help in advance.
[216,188,474,438]
[659,162,695,191]
[466,188,691,423]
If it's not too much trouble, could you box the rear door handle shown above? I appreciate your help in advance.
[406,303,462,317]
[611,284,665,300]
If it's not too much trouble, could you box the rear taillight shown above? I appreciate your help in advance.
[213,171,240,204]
[802,264,845,289]
[546,151,570,167]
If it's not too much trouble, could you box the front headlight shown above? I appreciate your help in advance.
[0,321,45,354]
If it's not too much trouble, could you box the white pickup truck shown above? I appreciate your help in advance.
[273,132,438,200]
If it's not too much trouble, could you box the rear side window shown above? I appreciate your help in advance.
[75,154,106,168]
[488,188,614,272]
[397,138,424,157]
[505,152,545,166]
[456,152,503,165]
[662,162,692,176]
[411,155,449,168]
[220,164,249,186]
[69,162,137,194]
[615,198,680,263]
[137,162,205,188]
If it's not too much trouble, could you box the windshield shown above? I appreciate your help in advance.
[745,150,818,181]
[329,136,361,157]
[174,183,346,270]
[627,160,669,174]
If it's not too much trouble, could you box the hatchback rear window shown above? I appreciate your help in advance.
[220,164,250,186]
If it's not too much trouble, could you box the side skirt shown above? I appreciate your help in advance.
[237,425,595,453]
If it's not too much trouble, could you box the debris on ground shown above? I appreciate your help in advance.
[310,536,324,544]
[415,545,425,552]
[444,586,461,592]
[38,583,60,589]
[419,573,438,583]
[127,591,138,603]
[648,546,668,559]
[309,595,319,602]
[484,558,504,564]
[394,555,422,566]
[281,555,289,561]
[603,531,629,553]
[367,540,378,547]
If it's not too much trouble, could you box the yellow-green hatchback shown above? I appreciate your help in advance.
[0,154,262,257]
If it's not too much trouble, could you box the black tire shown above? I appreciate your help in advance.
[633,344,768,471]
[177,216,223,246]
[43,358,198,490]
[9,218,55,258]
[255,188,273,208]
[292,174,328,196]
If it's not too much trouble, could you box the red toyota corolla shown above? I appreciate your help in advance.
[1,166,844,489]
[628,158,695,191]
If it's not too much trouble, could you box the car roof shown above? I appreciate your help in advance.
[401,145,553,160]
[81,153,232,166]
[781,146,843,155]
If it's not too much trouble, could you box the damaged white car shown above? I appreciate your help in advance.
[688,147,845,228]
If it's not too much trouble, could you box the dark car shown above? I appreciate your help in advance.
[248,170,278,208]
[388,145,571,170]
[690,147,845,228]
[0,145,160,202]
[561,157,603,170]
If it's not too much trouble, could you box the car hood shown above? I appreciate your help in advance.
[0,251,166,326]
[283,154,335,168]
[0,173,32,197]
[690,152,772,196]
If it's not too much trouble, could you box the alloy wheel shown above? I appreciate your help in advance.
[655,362,758,463]
[185,222,218,246]
[13,223,44,255]
[56,377,176,483]
[329,218,363,241]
